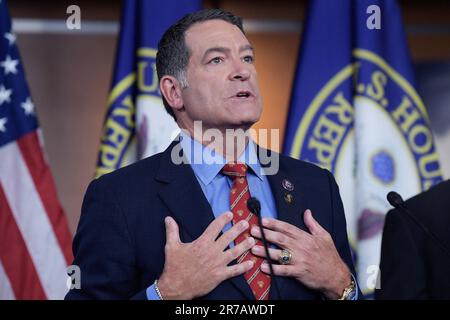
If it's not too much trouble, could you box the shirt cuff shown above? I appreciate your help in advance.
[146,284,161,300]
[351,273,359,300]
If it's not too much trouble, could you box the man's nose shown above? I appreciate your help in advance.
[229,59,251,81]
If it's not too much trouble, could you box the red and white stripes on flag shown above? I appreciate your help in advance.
[0,130,73,299]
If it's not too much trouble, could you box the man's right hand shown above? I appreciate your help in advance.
[157,212,255,299]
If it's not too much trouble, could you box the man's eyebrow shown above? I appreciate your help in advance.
[202,45,255,60]
[240,44,254,53]
[202,47,230,60]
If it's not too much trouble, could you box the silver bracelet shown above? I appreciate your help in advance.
[154,279,164,300]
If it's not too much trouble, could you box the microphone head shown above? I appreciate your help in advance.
[387,191,405,209]
[247,197,261,215]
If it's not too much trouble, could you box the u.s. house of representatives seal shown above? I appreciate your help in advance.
[289,48,442,294]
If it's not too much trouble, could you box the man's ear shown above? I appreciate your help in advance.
[160,75,184,111]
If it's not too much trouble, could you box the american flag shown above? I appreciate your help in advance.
[0,1,72,299]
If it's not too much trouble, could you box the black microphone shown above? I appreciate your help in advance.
[386,191,450,258]
[386,191,405,209]
[247,197,281,299]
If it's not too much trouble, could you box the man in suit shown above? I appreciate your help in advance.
[376,180,450,299]
[66,9,359,300]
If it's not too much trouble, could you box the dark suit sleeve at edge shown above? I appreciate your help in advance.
[65,178,147,300]
[375,209,427,300]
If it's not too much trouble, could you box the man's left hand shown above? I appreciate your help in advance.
[250,209,351,300]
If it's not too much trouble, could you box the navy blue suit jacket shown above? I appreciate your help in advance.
[65,140,357,300]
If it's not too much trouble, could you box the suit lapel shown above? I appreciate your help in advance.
[156,141,214,242]
[155,140,254,300]
[259,147,310,299]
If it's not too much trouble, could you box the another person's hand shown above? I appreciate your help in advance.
[157,212,255,299]
[250,209,351,299]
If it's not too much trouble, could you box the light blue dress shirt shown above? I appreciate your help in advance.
[178,131,279,233]
[147,132,358,300]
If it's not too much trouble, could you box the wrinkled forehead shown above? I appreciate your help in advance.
[184,19,251,56]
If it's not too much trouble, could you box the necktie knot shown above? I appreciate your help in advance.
[222,162,248,178]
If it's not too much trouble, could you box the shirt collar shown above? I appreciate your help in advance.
[179,131,263,186]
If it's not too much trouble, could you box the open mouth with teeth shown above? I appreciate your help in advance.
[235,91,251,98]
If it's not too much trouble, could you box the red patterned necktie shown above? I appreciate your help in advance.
[222,162,271,300]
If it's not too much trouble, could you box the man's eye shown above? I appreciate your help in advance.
[243,56,254,63]
[209,57,223,64]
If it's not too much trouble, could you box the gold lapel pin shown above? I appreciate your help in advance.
[284,193,294,204]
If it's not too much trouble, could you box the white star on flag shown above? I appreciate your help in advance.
[21,97,35,115]
[1,55,19,75]
[0,117,7,132]
[0,85,12,105]
[4,32,16,46]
